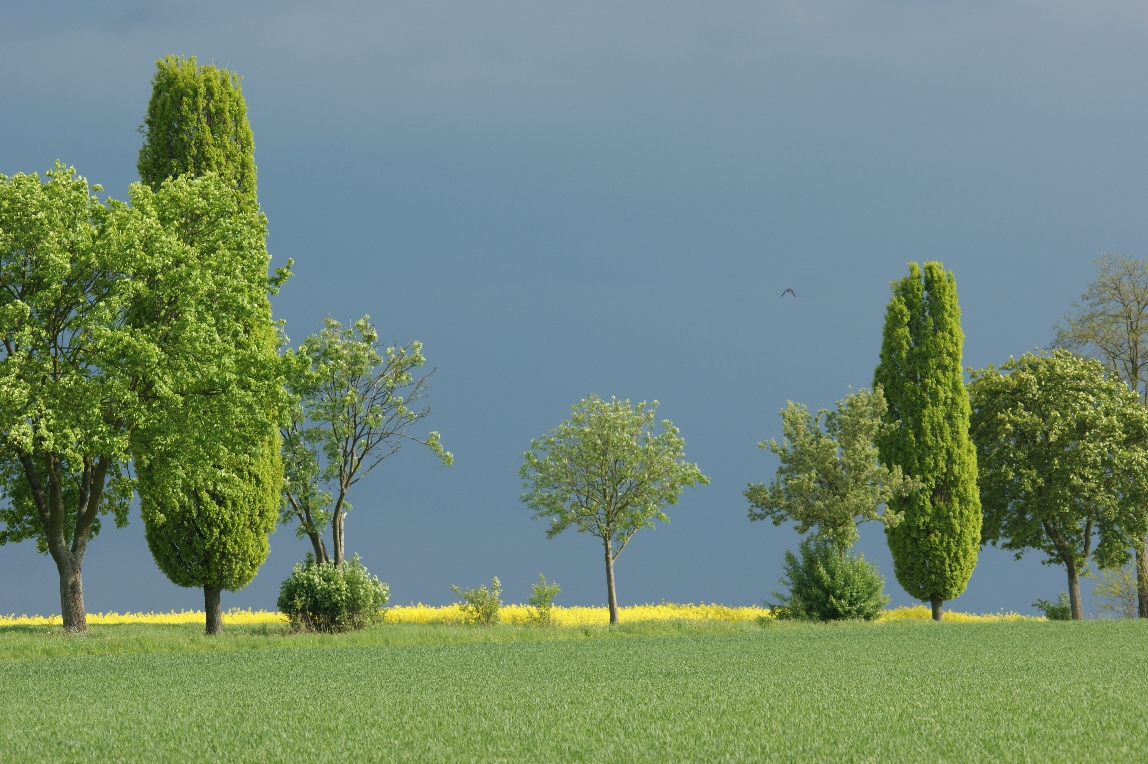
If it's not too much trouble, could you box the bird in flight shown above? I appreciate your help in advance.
[780,288,796,298]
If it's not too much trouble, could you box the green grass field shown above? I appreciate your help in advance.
[1,619,1145,762]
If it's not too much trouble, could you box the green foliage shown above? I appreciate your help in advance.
[134,59,286,618]
[128,172,287,597]
[139,433,281,593]
[520,395,708,621]
[746,387,918,553]
[1091,566,1139,619]
[138,55,257,204]
[280,316,451,565]
[0,164,162,629]
[452,577,503,627]
[874,261,980,609]
[968,350,1148,618]
[528,574,561,626]
[277,553,389,632]
[771,536,888,621]
[1033,593,1072,621]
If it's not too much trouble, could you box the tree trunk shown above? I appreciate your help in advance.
[1067,562,1083,620]
[204,585,223,635]
[307,530,329,564]
[58,554,87,633]
[1136,538,1148,619]
[930,595,943,622]
[333,510,345,567]
[604,537,619,625]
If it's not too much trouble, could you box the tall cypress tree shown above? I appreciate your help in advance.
[138,55,256,204]
[874,262,980,621]
[135,55,284,634]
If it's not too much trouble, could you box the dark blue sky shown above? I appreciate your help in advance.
[1,2,1145,616]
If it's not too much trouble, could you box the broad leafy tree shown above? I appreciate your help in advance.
[520,395,708,624]
[746,387,918,555]
[969,350,1148,620]
[0,165,139,632]
[874,262,980,621]
[1055,253,1148,616]
[136,56,286,633]
[280,317,451,566]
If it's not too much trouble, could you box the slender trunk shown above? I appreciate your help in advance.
[1137,539,1148,619]
[1067,562,1083,620]
[204,586,223,635]
[307,530,329,564]
[604,536,618,625]
[930,595,943,622]
[59,554,87,633]
[333,511,345,567]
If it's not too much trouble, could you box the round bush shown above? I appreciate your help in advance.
[773,536,888,621]
[277,553,389,632]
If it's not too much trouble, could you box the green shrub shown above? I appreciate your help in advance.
[1033,592,1072,620]
[528,574,561,626]
[452,577,502,626]
[277,553,389,632]
[772,537,888,621]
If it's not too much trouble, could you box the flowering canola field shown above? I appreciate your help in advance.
[0,602,1034,626]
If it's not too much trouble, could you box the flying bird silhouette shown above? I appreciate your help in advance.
[780,288,796,298]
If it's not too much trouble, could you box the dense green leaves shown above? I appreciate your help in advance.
[520,395,708,623]
[772,536,888,621]
[874,262,980,616]
[138,56,257,204]
[0,164,154,630]
[968,350,1148,618]
[277,553,389,632]
[746,387,917,554]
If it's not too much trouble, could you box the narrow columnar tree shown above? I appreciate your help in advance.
[138,55,256,205]
[135,56,287,633]
[746,387,918,556]
[968,351,1148,619]
[520,395,709,624]
[1055,253,1148,617]
[128,174,286,635]
[874,262,980,621]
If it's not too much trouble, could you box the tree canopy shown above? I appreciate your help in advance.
[968,350,1148,619]
[746,387,917,555]
[520,395,708,624]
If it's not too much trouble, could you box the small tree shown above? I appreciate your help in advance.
[1092,566,1139,619]
[969,351,1148,620]
[875,262,981,621]
[280,317,452,565]
[520,395,709,625]
[1055,253,1148,617]
[528,574,561,626]
[772,536,888,621]
[745,387,918,555]
[452,577,502,626]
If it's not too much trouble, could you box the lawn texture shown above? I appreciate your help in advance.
[0,620,1144,762]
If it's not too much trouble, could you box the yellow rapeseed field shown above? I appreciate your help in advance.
[0,603,1037,627]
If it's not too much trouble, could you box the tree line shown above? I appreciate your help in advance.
[744,260,1148,621]
[3,56,1144,631]
[0,57,451,634]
